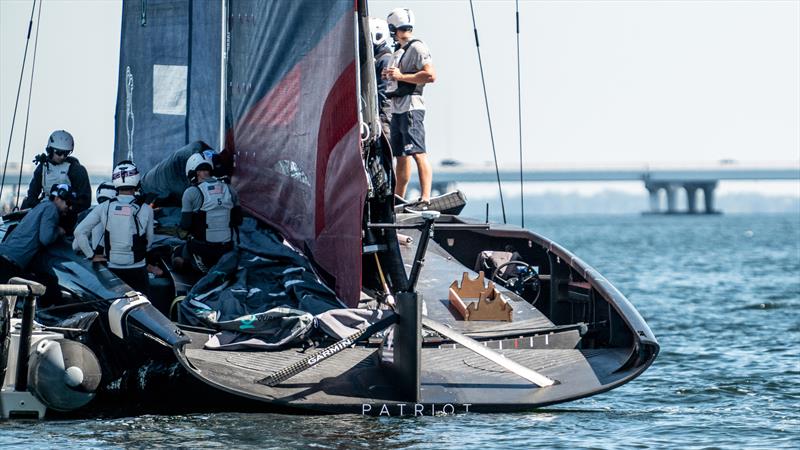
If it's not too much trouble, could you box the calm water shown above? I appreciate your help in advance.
[1,213,798,449]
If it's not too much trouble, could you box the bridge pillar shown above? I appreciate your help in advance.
[665,184,678,214]
[684,184,699,214]
[643,180,720,214]
[702,182,717,214]
[646,185,661,213]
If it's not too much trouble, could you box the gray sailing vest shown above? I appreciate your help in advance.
[44,161,71,188]
[196,179,233,243]
[384,39,425,99]
[103,199,147,266]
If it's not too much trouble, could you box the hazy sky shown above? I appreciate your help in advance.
[1,0,798,193]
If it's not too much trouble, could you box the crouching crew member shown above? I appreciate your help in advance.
[0,184,75,300]
[174,151,241,273]
[22,130,91,216]
[74,161,154,295]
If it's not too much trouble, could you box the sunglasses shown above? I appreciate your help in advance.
[53,150,70,156]
[389,25,413,33]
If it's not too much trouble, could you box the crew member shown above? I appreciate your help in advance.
[95,181,117,205]
[173,150,241,273]
[0,184,74,291]
[370,17,394,140]
[74,181,117,255]
[383,8,436,210]
[74,161,154,295]
[22,130,91,215]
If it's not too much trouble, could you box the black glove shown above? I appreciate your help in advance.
[33,153,48,165]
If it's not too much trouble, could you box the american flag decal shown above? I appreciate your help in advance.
[207,183,223,194]
[113,205,132,216]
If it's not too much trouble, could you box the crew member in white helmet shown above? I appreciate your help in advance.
[74,161,154,295]
[382,8,436,211]
[73,181,117,256]
[173,150,241,274]
[370,17,394,140]
[95,181,117,205]
[22,130,91,215]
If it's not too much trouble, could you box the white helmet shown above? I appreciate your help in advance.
[47,130,74,155]
[185,150,215,182]
[96,181,117,203]
[369,17,390,48]
[387,8,415,34]
[112,160,140,189]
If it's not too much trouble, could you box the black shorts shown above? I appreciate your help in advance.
[390,110,426,157]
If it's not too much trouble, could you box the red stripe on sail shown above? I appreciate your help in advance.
[238,65,301,128]
[315,61,357,236]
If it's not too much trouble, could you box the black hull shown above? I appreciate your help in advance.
[2,212,658,417]
[173,214,658,415]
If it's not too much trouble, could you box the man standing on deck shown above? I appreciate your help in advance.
[383,8,436,210]
[22,130,91,216]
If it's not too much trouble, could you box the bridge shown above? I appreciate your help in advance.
[3,161,798,214]
[427,161,800,214]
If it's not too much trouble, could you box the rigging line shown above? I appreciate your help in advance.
[469,0,506,224]
[184,0,194,146]
[1,0,38,209]
[515,0,525,228]
[16,0,44,209]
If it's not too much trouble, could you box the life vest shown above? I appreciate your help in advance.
[103,198,147,266]
[375,44,394,104]
[191,179,233,244]
[385,39,425,99]
[43,161,71,188]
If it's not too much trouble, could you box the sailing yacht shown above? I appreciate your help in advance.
[0,0,657,417]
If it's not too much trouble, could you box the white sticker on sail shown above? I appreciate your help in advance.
[152,64,187,116]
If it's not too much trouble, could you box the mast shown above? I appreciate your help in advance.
[355,0,380,145]
[219,0,228,151]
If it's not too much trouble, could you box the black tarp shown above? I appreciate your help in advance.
[178,218,346,349]
[140,140,211,203]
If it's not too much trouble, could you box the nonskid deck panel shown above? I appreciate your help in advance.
[182,338,630,412]
[397,230,555,333]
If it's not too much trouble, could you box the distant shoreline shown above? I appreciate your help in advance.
[3,182,797,216]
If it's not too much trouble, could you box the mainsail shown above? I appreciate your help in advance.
[225,1,366,306]
[114,0,222,173]
[114,0,367,305]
